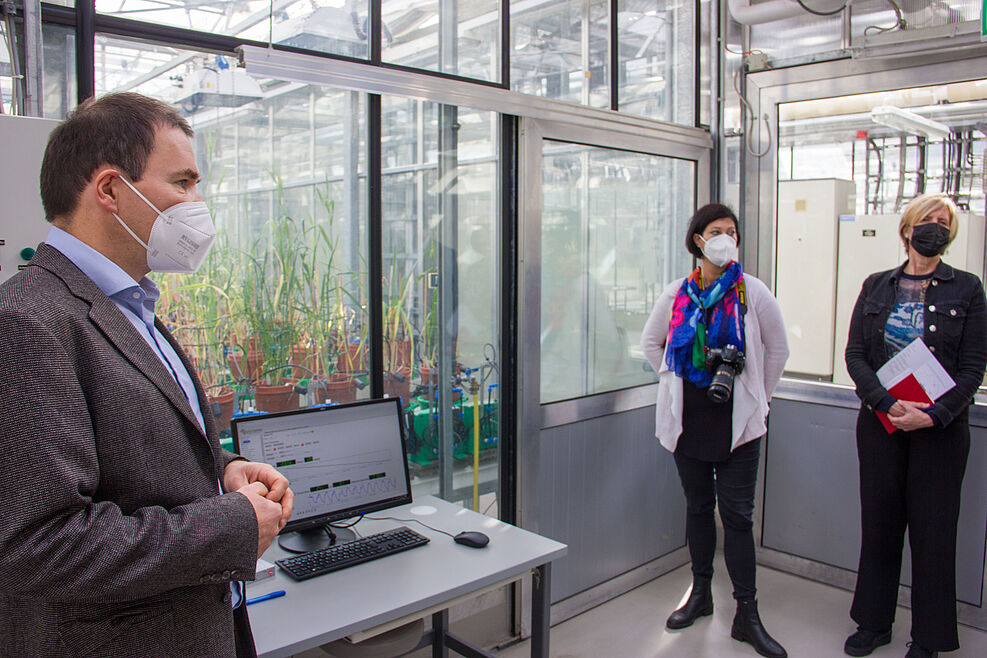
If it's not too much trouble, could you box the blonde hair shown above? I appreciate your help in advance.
[898,193,959,250]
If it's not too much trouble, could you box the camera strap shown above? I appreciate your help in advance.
[736,279,748,317]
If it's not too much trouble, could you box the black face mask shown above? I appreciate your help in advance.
[909,222,951,257]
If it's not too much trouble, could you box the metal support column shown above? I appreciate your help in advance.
[22,0,42,116]
[431,609,449,658]
[75,0,94,103]
[437,103,459,500]
[343,90,362,318]
[531,563,552,658]
[369,94,384,399]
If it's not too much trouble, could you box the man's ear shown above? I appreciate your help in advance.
[92,168,122,214]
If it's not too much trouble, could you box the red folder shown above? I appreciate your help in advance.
[875,373,934,433]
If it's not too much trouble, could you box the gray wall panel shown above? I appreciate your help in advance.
[537,405,686,602]
[762,399,861,572]
[763,398,987,607]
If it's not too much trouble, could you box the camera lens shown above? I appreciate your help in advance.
[707,363,735,403]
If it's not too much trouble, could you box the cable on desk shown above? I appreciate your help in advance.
[327,515,365,539]
[364,515,457,538]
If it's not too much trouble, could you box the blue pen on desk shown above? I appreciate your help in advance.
[246,590,286,606]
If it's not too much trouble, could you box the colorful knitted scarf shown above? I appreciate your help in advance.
[665,261,746,387]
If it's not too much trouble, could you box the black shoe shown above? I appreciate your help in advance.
[666,576,713,630]
[905,641,938,658]
[730,599,787,658]
[844,627,892,656]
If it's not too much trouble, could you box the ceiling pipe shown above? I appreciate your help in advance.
[726,0,848,26]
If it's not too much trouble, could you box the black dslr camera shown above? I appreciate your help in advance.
[704,344,745,404]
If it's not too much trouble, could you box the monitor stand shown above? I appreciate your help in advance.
[278,524,357,553]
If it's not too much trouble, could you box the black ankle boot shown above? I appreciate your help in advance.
[731,599,787,658]
[666,576,713,629]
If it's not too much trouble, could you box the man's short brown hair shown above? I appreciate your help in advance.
[40,92,193,222]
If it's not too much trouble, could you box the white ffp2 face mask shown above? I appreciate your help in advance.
[698,233,737,267]
[113,176,216,274]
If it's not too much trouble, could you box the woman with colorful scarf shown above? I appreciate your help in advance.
[641,204,790,658]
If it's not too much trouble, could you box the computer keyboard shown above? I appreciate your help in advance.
[276,526,430,581]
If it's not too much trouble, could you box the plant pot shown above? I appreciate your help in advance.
[254,382,300,413]
[384,339,412,371]
[418,365,437,388]
[207,389,236,436]
[325,374,357,404]
[383,366,412,402]
[337,340,364,374]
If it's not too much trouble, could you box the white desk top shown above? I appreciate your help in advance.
[245,495,568,658]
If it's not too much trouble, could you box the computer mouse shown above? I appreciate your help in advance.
[453,531,490,548]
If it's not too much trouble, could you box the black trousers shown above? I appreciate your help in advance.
[674,438,761,600]
[851,409,969,651]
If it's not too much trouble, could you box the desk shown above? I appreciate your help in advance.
[246,496,567,658]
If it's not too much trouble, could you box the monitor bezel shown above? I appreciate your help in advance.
[230,397,413,535]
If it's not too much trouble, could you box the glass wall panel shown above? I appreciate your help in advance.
[43,24,76,119]
[510,0,609,108]
[617,0,694,124]
[381,97,501,511]
[540,142,694,403]
[775,83,987,387]
[95,0,370,59]
[381,0,499,81]
[95,37,370,444]
[0,19,13,115]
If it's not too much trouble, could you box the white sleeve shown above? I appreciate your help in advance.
[641,280,681,374]
[751,279,789,398]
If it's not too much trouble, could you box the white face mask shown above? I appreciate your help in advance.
[113,176,216,274]
[698,233,737,267]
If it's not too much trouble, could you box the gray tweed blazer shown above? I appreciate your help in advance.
[0,244,258,657]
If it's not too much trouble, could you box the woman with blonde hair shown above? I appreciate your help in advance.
[843,193,987,658]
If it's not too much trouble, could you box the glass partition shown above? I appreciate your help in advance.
[775,82,987,386]
[381,97,501,511]
[42,24,76,119]
[510,0,609,108]
[95,37,370,444]
[381,0,500,81]
[95,0,371,58]
[617,0,695,123]
[540,141,694,403]
[94,36,502,510]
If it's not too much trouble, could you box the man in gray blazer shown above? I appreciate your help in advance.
[0,92,293,657]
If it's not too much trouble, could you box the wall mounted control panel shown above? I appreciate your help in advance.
[0,115,60,286]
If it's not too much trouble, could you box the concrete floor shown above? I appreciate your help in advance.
[292,552,987,658]
[494,555,987,658]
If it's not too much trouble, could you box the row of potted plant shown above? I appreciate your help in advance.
[156,179,427,433]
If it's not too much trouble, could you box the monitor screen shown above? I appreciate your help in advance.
[231,398,413,551]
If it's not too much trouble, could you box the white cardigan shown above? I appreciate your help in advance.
[640,272,790,453]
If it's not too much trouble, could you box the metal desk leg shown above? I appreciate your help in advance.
[432,609,449,658]
[531,563,551,658]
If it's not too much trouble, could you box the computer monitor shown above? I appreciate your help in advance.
[231,398,413,553]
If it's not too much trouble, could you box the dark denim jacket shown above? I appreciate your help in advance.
[845,260,987,427]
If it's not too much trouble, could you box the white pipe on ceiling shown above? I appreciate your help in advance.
[726,0,848,26]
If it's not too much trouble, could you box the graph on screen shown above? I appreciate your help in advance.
[233,400,412,525]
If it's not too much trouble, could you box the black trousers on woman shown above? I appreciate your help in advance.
[851,408,969,652]
[674,438,761,600]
